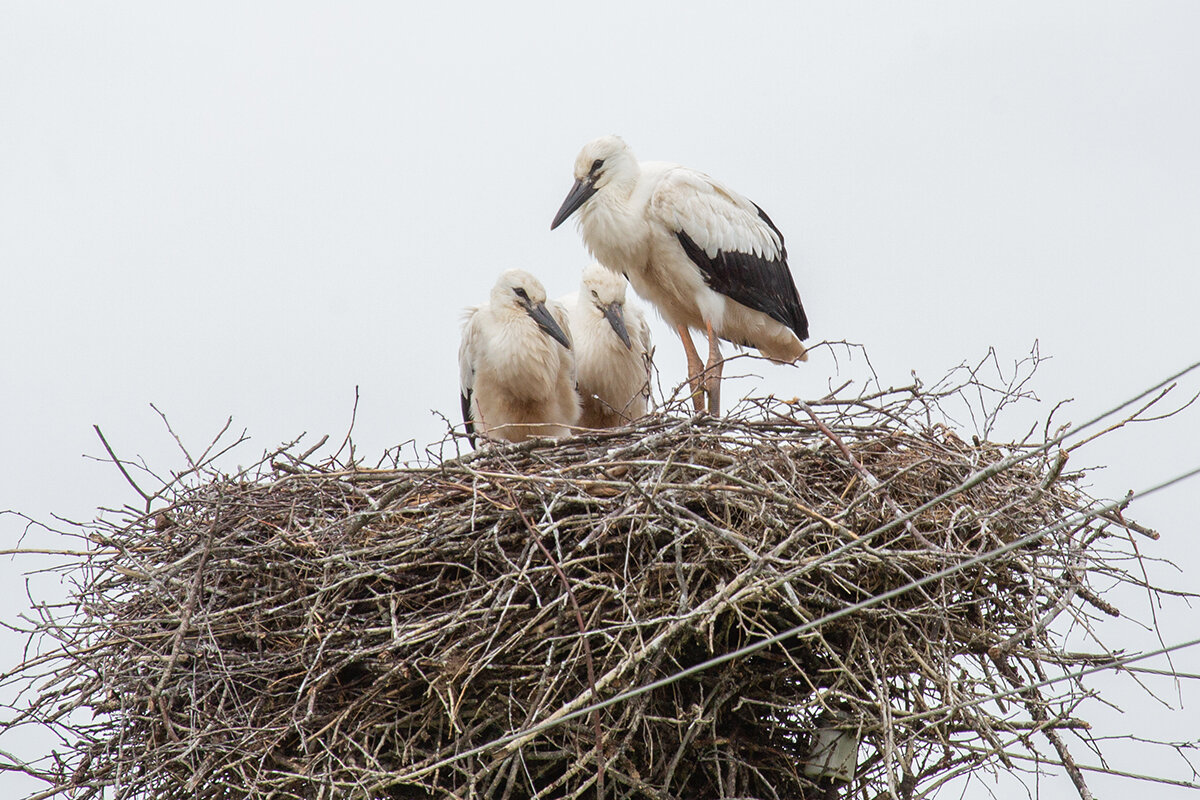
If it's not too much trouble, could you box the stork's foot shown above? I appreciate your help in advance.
[680,372,704,414]
[676,323,707,414]
[704,356,724,416]
[706,382,721,416]
[703,319,724,416]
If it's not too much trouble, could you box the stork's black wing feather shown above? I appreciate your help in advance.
[676,205,808,341]
[460,390,476,448]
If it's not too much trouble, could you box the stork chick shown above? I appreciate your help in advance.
[459,270,580,444]
[559,263,653,428]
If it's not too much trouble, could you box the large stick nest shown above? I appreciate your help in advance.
[3,372,1171,800]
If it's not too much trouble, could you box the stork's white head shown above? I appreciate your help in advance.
[579,263,634,349]
[572,136,636,187]
[551,135,638,230]
[491,269,571,350]
[580,263,628,306]
[492,269,547,309]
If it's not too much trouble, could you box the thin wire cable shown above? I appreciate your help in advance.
[389,458,1200,783]
[1122,666,1200,680]
[785,359,1199,580]
[901,634,1200,723]
[387,364,1200,780]
[948,740,1200,791]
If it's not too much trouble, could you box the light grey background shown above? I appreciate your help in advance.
[2,3,1198,796]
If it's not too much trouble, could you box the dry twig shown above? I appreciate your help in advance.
[1,361,1193,800]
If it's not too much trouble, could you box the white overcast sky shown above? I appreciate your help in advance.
[2,3,1199,797]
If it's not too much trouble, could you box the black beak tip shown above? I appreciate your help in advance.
[551,178,597,231]
[603,302,633,350]
[528,301,572,351]
[550,204,573,231]
[549,327,571,350]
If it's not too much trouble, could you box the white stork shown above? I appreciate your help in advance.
[458,270,581,444]
[559,263,654,429]
[551,135,809,415]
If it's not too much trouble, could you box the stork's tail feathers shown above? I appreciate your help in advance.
[754,334,809,364]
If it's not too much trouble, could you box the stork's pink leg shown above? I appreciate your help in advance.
[704,319,724,416]
[676,324,705,413]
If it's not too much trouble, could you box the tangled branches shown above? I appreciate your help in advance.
[0,363,1191,800]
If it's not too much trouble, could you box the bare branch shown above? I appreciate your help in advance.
[2,356,1196,799]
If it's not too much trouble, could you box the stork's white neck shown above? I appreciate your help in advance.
[578,174,647,277]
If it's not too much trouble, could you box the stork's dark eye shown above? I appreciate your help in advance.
[514,287,529,300]
[589,159,604,176]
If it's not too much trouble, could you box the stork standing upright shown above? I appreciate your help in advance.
[559,263,653,428]
[458,270,580,444]
[551,135,809,415]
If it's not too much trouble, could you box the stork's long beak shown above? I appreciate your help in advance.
[526,301,571,350]
[602,301,632,350]
[550,178,597,230]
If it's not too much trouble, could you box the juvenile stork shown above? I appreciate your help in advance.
[559,263,653,428]
[458,270,580,444]
[551,135,809,415]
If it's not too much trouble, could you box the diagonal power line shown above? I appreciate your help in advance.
[389,362,1200,784]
